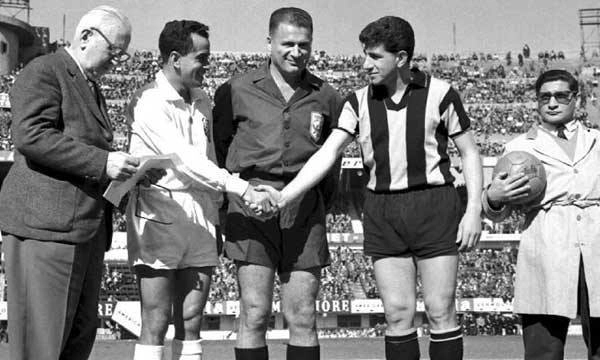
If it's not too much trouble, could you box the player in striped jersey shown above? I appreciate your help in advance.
[266,16,483,360]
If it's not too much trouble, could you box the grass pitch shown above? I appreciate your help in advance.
[0,335,589,360]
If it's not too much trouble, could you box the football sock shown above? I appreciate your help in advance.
[235,346,269,360]
[286,344,320,360]
[133,344,164,360]
[385,329,420,360]
[429,326,463,360]
[172,338,203,360]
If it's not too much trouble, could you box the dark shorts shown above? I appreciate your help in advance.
[363,184,461,259]
[224,183,330,273]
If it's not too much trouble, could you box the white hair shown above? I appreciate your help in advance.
[73,5,131,42]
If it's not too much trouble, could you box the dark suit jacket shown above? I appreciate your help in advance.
[0,49,114,246]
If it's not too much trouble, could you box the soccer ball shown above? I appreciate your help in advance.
[492,151,547,205]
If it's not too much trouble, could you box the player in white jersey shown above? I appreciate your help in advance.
[127,20,272,360]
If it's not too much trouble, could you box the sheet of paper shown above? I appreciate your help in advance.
[103,153,180,207]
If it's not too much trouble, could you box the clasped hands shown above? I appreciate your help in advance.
[242,184,286,217]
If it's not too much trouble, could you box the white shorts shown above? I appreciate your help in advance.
[126,186,220,269]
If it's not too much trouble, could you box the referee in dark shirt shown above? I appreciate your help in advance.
[274,16,483,360]
[212,7,342,360]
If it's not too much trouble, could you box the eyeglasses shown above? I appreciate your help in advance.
[134,183,173,225]
[537,91,576,105]
[89,27,130,63]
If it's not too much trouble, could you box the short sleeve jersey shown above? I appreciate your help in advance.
[336,69,470,192]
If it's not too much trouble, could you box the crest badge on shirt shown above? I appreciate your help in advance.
[310,112,324,142]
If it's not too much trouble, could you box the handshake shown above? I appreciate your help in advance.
[241,184,289,217]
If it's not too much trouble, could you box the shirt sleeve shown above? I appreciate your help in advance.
[131,93,248,196]
[212,81,235,168]
[335,92,360,137]
[440,86,470,137]
[481,187,512,222]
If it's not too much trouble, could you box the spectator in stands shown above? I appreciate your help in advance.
[523,44,530,59]
[274,16,482,360]
[483,69,600,360]
[0,6,140,360]
[126,20,269,360]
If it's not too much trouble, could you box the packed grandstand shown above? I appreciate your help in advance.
[1,46,599,340]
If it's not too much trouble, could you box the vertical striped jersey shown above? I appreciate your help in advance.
[336,70,470,192]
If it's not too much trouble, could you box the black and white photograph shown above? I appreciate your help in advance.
[0,1,599,359]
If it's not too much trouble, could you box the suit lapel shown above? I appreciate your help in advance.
[530,127,572,166]
[573,126,597,166]
[59,49,112,132]
[94,82,111,126]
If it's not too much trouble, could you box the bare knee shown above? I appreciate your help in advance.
[424,296,456,329]
[384,301,416,331]
[240,302,271,333]
[181,302,205,322]
[284,302,317,333]
[140,303,171,343]
[177,302,205,338]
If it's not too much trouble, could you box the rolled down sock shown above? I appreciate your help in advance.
[133,344,164,360]
[286,344,320,360]
[172,338,203,360]
[429,326,463,360]
[234,346,269,360]
[385,329,420,360]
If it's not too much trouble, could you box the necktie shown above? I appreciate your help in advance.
[88,80,101,107]
[556,125,567,140]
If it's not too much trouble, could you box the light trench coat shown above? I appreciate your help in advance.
[483,123,600,318]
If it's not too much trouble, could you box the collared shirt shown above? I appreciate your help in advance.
[540,120,579,159]
[541,119,578,140]
[213,62,343,180]
[336,69,470,192]
[127,70,248,196]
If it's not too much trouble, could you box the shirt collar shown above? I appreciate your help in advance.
[252,60,322,89]
[369,68,428,99]
[409,68,428,88]
[64,47,89,81]
[562,119,578,133]
[527,120,579,140]
[155,70,204,103]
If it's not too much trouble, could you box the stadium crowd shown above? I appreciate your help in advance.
[0,48,597,156]
[99,246,519,303]
[460,313,520,336]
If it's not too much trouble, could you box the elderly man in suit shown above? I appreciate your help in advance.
[0,6,140,360]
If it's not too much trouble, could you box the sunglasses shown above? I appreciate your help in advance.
[537,91,575,105]
[89,27,130,63]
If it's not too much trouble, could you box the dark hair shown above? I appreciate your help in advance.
[269,7,313,35]
[159,20,209,64]
[535,69,578,94]
[359,16,415,61]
